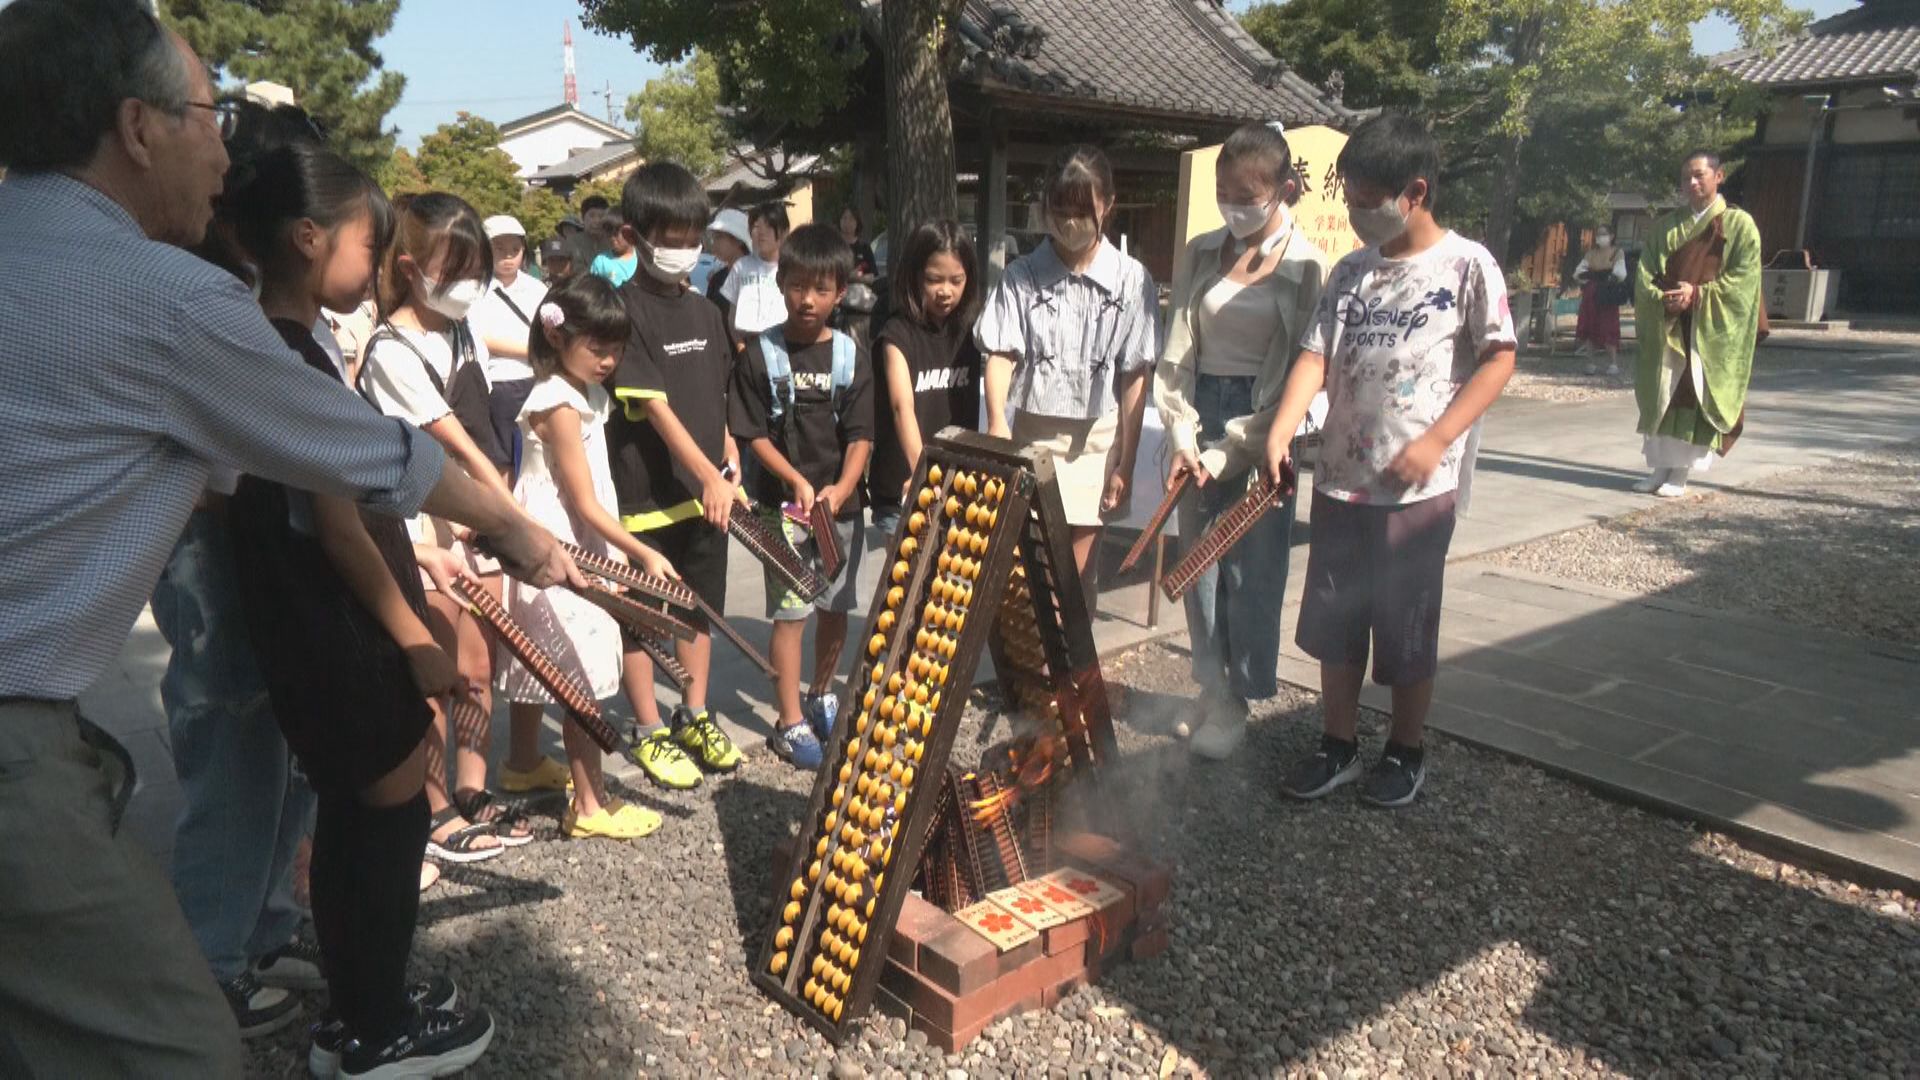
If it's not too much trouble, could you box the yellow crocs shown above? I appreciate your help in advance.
[564,800,661,841]
[498,756,572,793]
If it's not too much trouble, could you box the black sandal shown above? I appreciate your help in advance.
[425,805,504,864]
[453,788,534,848]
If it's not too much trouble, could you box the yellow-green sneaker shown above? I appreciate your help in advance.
[625,727,702,790]
[672,705,743,773]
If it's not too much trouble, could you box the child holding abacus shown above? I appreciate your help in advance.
[499,272,681,839]
[217,135,493,1077]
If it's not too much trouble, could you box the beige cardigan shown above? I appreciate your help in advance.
[1153,225,1329,479]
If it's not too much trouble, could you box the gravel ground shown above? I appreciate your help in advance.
[245,636,1919,1079]
[1482,439,1920,645]
[1498,348,1630,404]
[1502,332,1920,404]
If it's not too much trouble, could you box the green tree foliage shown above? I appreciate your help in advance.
[410,114,524,218]
[518,188,572,246]
[1239,0,1442,109]
[1240,0,1801,264]
[581,0,863,136]
[162,0,404,169]
[625,51,730,180]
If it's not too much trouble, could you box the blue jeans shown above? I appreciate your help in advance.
[152,509,313,981]
[1177,374,1297,702]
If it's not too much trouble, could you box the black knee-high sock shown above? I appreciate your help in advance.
[309,791,360,1023]
[325,791,430,1044]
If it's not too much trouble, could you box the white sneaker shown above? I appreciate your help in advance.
[1654,481,1688,498]
[1171,696,1210,740]
[1632,469,1668,494]
[1190,701,1250,760]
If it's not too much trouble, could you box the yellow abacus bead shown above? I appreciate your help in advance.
[929,691,943,712]
[861,688,876,710]
[776,926,795,950]
[938,551,952,574]
[908,511,926,534]
[946,524,962,548]
[965,503,981,527]
[944,496,962,518]
[876,611,895,634]
[816,833,831,858]
[783,901,800,924]
[770,951,788,975]
[854,712,870,735]
[900,536,918,558]
[891,559,910,584]
[867,633,886,657]
[824,811,838,832]
[886,586,904,609]
[811,954,828,978]
[982,508,998,529]
[856,921,870,945]
[880,725,897,749]
[894,790,908,814]
[808,859,822,881]
[871,661,886,684]
[804,977,820,1001]
[902,765,917,787]
[889,761,905,784]
[927,463,943,485]
[791,877,808,901]
[917,487,935,509]
[887,672,904,694]
[973,534,989,555]
[914,629,930,651]
[855,774,871,797]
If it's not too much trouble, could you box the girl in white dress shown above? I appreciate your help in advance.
[501,274,680,840]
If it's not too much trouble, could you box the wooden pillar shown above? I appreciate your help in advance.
[982,108,1009,289]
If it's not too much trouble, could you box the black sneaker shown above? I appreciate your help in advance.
[255,935,328,991]
[220,970,301,1038]
[1359,745,1426,808]
[1278,736,1363,800]
[338,1004,493,1079]
[308,977,458,1079]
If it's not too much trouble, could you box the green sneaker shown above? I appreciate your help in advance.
[626,727,702,790]
[672,705,743,773]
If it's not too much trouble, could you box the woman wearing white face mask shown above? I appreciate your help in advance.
[361,192,542,866]
[1570,225,1627,378]
[977,144,1160,608]
[1152,122,1330,757]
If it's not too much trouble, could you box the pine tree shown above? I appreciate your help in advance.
[162,0,405,170]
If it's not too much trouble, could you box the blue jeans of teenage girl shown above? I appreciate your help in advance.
[1177,374,1297,703]
[152,508,313,982]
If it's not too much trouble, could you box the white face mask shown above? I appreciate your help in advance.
[640,240,702,283]
[1347,194,1409,247]
[1594,233,1613,247]
[1218,197,1276,240]
[1048,215,1100,256]
[420,274,485,320]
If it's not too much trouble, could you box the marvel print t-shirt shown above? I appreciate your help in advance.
[606,282,732,527]
[870,315,982,501]
[729,331,874,520]
[1299,231,1516,505]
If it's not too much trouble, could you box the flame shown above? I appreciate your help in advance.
[966,733,1066,823]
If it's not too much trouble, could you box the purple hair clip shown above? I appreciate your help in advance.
[537,302,565,328]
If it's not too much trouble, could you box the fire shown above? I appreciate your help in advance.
[966,733,1066,824]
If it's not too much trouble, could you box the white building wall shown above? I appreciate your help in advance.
[500,118,627,178]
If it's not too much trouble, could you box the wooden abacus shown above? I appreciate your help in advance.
[574,578,696,642]
[556,539,696,608]
[730,494,827,601]
[753,428,1117,1042]
[809,498,844,581]
[623,626,692,691]
[1158,462,1298,603]
[447,573,621,754]
[1117,467,1192,574]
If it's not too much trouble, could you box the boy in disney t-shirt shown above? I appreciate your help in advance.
[1259,113,1517,808]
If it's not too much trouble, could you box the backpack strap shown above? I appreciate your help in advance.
[829,330,856,421]
[758,328,794,422]
[360,326,447,398]
[493,285,532,326]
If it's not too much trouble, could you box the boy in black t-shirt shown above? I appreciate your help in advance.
[728,224,874,769]
[605,162,745,787]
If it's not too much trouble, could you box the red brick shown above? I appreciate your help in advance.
[882,961,999,1034]
[1103,851,1172,915]
[874,985,912,1023]
[992,936,1043,979]
[1130,924,1170,961]
[909,1005,997,1053]
[1055,832,1124,867]
[1042,915,1091,958]
[1085,903,1135,962]
[888,893,955,971]
[918,922,1000,997]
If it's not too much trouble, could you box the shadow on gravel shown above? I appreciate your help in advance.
[1474,451,1644,491]
[1077,690,1919,1077]
[713,778,809,947]
[419,863,565,924]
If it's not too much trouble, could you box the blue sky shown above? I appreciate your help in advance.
[380,0,666,144]
[377,0,1858,145]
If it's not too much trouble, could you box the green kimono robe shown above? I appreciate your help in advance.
[1632,197,1763,452]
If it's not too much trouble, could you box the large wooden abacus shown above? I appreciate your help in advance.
[730,495,827,601]
[447,573,621,754]
[753,429,1116,1042]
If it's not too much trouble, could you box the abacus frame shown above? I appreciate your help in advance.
[753,429,1094,1043]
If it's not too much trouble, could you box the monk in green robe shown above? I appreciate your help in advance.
[1631,150,1764,497]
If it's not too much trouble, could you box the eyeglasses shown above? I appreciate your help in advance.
[180,100,240,140]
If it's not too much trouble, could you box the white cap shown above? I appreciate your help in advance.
[708,208,750,247]
[483,215,526,240]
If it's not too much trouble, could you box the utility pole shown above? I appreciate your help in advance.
[596,81,616,124]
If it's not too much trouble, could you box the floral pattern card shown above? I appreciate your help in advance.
[954,899,1037,951]
[1017,875,1099,920]
[1044,867,1127,912]
[987,886,1067,930]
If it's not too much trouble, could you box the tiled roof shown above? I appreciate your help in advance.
[1717,1,1920,88]
[499,103,631,142]
[945,0,1360,129]
[704,150,823,194]
[526,141,641,182]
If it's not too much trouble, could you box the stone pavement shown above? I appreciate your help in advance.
[89,337,1920,884]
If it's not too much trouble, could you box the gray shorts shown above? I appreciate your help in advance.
[764,507,865,622]
[1295,489,1457,686]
